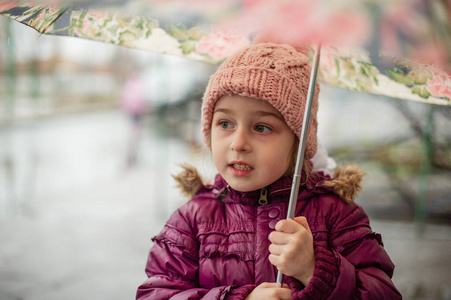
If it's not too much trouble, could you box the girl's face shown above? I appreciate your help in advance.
[211,95,296,192]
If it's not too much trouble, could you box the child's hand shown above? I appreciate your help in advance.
[244,282,292,300]
[268,216,315,286]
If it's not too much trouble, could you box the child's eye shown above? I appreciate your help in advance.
[255,124,271,133]
[219,121,233,129]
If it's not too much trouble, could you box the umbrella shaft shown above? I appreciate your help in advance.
[275,43,321,286]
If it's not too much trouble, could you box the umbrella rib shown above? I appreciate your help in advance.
[41,7,70,34]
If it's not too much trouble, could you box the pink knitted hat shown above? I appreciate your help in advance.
[201,42,319,160]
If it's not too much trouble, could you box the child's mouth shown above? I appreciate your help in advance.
[229,163,254,177]
[231,164,253,171]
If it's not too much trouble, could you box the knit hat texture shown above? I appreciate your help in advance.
[201,42,319,160]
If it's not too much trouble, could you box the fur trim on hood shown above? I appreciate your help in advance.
[171,164,209,199]
[172,164,364,204]
[322,164,365,203]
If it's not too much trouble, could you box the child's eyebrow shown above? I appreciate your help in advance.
[213,108,232,114]
[255,111,285,121]
[214,108,284,121]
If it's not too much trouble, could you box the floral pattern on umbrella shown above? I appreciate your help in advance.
[320,47,451,105]
[1,0,450,105]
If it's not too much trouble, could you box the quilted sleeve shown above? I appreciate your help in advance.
[287,196,402,299]
[326,201,402,299]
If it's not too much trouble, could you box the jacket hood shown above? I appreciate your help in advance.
[172,164,364,204]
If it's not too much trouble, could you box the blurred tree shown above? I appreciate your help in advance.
[331,102,451,225]
[2,19,16,122]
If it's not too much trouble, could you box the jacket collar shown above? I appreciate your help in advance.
[201,172,332,206]
[175,164,364,204]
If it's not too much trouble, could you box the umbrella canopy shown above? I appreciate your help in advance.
[1,0,450,106]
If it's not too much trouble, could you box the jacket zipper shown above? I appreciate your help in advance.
[258,187,268,205]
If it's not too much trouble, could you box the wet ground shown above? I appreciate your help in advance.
[1,108,450,300]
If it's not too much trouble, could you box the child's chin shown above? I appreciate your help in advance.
[227,181,265,193]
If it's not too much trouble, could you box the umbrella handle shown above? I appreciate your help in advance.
[275,43,322,287]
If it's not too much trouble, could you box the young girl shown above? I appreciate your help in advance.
[136,43,401,299]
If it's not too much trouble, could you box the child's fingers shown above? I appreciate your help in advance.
[268,242,284,255]
[268,244,296,268]
[258,282,289,289]
[259,282,276,288]
[278,289,293,300]
[268,252,280,267]
[293,216,311,233]
[253,282,293,300]
[268,253,295,281]
[268,231,288,244]
[274,218,301,234]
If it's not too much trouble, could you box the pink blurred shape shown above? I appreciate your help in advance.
[196,28,251,60]
[121,74,147,116]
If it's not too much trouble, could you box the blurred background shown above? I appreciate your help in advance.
[1,17,450,300]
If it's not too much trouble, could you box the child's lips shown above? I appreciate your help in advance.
[229,162,254,176]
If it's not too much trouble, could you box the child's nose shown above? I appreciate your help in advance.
[230,128,252,152]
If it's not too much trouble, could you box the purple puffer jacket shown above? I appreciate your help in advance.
[137,167,401,299]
